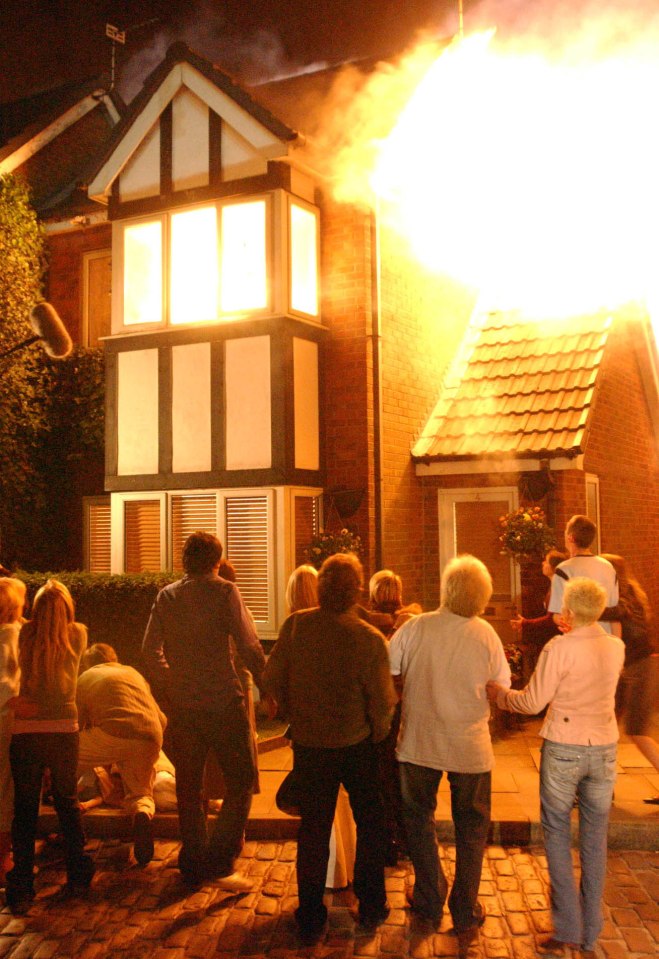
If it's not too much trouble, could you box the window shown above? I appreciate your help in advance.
[124,499,162,572]
[119,197,270,329]
[82,250,112,346]
[290,200,319,316]
[171,493,218,571]
[585,474,601,552]
[294,494,321,567]
[222,492,273,627]
[83,496,111,572]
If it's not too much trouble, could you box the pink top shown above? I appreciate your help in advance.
[496,623,624,745]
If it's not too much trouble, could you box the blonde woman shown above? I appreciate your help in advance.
[0,578,25,883]
[6,580,94,913]
[286,565,319,614]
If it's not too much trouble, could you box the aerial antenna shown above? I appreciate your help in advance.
[105,18,160,91]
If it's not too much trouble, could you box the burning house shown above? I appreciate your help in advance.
[2,36,659,640]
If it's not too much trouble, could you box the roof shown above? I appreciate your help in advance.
[0,76,123,217]
[412,309,613,462]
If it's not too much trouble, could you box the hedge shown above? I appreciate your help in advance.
[15,572,178,668]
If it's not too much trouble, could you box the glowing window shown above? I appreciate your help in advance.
[290,202,318,316]
[170,206,219,324]
[220,200,267,312]
[123,221,162,325]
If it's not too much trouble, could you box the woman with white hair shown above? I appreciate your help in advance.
[487,577,625,959]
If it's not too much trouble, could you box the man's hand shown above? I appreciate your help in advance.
[485,681,503,704]
[510,614,524,634]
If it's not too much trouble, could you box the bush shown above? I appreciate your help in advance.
[15,571,179,668]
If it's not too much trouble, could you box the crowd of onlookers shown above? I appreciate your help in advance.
[0,515,657,959]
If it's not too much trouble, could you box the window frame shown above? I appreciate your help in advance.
[83,495,112,572]
[114,194,276,334]
[287,194,320,319]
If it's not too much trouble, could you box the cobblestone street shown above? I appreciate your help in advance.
[0,839,656,959]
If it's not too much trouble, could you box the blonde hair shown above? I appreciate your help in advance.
[441,555,493,618]
[286,565,319,613]
[369,569,403,613]
[19,579,77,696]
[563,577,607,627]
[0,578,25,625]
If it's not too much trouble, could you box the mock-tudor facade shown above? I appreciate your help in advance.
[2,43,659,641]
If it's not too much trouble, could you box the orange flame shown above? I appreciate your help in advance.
[321,27,659,340]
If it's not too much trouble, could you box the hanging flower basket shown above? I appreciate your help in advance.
[306,528,362,570]
[498,506,555,563]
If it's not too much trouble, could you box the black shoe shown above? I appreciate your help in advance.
[66,855,95,894]
[643,795,659,805]
[133,812,154,866]
[452,900,486,934]
[295,907,328,946]
[357,904,390,934]
[5,880,35,916]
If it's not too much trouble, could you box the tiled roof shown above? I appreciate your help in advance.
[412,309,613,461]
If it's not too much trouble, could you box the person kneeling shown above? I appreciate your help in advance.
[77,644,166,866]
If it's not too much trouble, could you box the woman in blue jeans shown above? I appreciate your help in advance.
[487,577,625,958]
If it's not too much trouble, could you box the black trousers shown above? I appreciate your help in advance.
[10,732,89,887]
[294,737,388,930]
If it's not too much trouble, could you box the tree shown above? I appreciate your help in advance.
[0,174,104,570]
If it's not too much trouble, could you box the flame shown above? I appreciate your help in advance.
[324,27,659,339]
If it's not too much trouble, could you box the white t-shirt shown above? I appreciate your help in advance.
[548,555,618,634]
[389,608,511,774]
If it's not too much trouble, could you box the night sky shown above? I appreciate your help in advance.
[1,0,462,104]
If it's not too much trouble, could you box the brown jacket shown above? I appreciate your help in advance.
[263,606,396,748]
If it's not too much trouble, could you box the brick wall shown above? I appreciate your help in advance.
[583,317,659,618]
[46,223,111,343]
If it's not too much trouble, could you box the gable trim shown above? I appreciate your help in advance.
[0,93,104,173]
[415,455,585,476]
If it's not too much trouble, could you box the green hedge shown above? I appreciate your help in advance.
[15,572,178,668]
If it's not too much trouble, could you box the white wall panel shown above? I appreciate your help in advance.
[172,342,212,472]
[225,336,271,469]
[117,349,159,475]
[119,123,160,202]
[172,88,209,191]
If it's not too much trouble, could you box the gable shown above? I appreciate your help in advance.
[89,55,298,205]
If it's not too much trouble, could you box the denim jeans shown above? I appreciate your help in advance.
[540,739,617,950]
[9,732,91,888]
[168,698,256,879]
[293,738,387,933]
[399,762,491,929]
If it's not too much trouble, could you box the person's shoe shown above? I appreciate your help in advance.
[356,904,390,934]
[456,927,480,959]
[642,795,659,804]
[66,855,96,894]
[132,812,154,866]
[453,900,486,933]
[214,871,254,893]
[537,937,579,956]
[406,889,442,930]
[4,875,35,916]
[296,918,328,946]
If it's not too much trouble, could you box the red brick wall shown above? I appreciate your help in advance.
[583,318,659,618]
[46,223,111,343]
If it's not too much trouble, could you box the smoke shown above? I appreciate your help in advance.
[116,0,308,102]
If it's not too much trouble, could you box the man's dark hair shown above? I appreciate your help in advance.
[566,515,597,550]
[317,553,363,613]
[182,531,223,574]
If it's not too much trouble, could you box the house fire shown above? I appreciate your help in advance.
[2,26,659,640]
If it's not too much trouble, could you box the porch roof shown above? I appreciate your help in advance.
[412,309,613,462]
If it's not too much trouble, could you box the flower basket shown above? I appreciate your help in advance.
[306,528,362,570]
[498,506,555,563]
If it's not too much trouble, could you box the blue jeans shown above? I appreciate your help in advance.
[540,739,617,950]
[400,762,491,929]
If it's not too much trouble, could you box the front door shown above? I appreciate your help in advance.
[438,487,520,645]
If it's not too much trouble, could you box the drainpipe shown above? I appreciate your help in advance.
[370,204,384,570]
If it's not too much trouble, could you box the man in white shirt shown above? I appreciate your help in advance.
[548,516,618,633]
[389,556,510,955]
